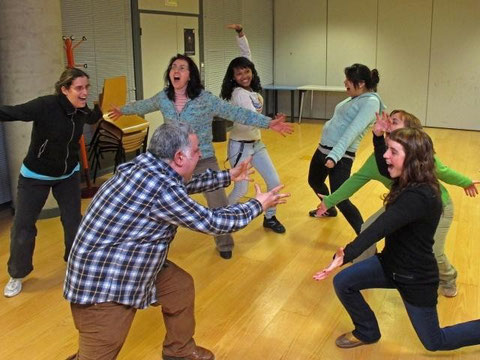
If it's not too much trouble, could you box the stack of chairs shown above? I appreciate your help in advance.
[88,76,149,182]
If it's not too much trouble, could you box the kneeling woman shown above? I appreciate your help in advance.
[313,127,480,351]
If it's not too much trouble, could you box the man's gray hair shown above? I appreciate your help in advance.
[148,122,195,161]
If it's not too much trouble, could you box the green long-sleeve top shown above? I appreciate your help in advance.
[323,148,473,209]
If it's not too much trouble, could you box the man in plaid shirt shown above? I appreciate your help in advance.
[64,122,288,360]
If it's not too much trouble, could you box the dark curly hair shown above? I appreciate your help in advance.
[344,63,380,92]
[164,54,204,101]
[220,56,262,100]
[383,127,440,206]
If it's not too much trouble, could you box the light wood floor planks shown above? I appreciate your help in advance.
[0,120,479,359]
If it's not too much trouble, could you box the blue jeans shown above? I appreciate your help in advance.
[227,140,280,219]
[333,256,480,351]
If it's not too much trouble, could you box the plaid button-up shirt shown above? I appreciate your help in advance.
[64,152,262,309]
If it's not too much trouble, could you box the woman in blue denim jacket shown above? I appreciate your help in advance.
[110,54,291,259]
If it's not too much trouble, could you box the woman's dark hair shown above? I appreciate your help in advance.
[164,54,203,101]
[383,127,440,206]
[344,63,380,92]
[220,56,262,100]
[54,67,89,95]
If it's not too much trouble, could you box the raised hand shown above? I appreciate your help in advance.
[313,247,345,281]
[254,184,290,211]
[373,111,390,136]
[226,24,243,32]
[229,156,254,182]
[269,113,293,136]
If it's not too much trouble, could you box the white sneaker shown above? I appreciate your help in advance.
[4,278,23,298]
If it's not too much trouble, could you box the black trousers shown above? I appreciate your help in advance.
[307,148,363,234]
[7,172,82,278]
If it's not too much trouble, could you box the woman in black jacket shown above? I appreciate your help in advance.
[0,68,102,297]
[313,127,480,351]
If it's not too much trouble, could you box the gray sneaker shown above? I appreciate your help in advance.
[4,277,23,298]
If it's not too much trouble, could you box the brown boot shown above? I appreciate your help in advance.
[335,332,378,349]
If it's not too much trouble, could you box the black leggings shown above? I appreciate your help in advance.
[308,148,363,234]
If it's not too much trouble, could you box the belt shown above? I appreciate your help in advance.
[233,139,256,144]
[230,140,257,167]
[320,144,356,158]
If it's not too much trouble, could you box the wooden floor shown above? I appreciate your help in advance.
[1,120,479,359]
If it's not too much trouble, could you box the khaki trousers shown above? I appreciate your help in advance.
[69,261,196,360]
[193,156,234,251]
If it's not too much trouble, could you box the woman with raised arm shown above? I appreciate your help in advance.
[220,24,285,234]
[109,53,292,260]
[313,127,480,351]
[0,68,102,297]
[307,63,385,235]
[316,110,478,296]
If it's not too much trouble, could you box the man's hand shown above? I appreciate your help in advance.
[269,113,294,136]
[229,156,254,182]
[254,184,290,211]
[313,247,345,281]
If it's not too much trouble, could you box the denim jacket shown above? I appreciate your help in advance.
[122,90,271,159]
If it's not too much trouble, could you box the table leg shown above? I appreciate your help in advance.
[264,89,270,116]
[299,90,306,124]
[310,90,314,118]
[290,90,294,123]
[274,90,278,115]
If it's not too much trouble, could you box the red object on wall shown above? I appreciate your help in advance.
[64,37,75,68]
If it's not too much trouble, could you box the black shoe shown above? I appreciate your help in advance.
[263,216,286,233]
[308,207,338,218]
[219,251,232,259]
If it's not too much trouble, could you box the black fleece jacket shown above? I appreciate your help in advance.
[342,133,442,307]
[0,93,102,177]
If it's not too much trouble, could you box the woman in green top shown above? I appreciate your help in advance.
[316,110,479,297]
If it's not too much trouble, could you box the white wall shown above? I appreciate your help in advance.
[426,0,480,129]
[274,0,480,130]
[377,0,432,122]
